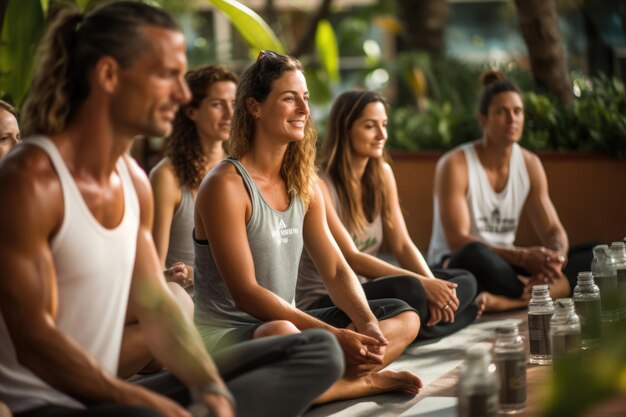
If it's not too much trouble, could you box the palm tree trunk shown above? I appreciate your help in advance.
[396,0,449,56]
[291,0,333,58]
[514,0,573,106]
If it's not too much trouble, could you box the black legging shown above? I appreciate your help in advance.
[447,241,596,298]
[307,269,479,340]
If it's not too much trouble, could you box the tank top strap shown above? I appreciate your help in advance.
[224,157,260,200]
[25,136,78,193]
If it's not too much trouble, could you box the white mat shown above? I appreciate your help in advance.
[304,317,520,417]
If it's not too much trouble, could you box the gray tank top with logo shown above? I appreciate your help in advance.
[194,158,305,350]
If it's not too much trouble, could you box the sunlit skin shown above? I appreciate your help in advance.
[479,91,524,148]
[109,27,191,139]
[252,70,310,146]
[187,80,236,144]
[0,108,20,158]
[349,101,388,161]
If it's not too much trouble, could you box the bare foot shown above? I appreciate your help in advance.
[481,292,527,312]
[371,370,423,396]
[474,292,488,319]
[315,370,423,403]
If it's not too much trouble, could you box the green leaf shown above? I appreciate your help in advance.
[0,0,45,107]
[39,0,49,15]
[207,0,284,55]
[315,19,340,83]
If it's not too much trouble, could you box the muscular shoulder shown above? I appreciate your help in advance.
[520,147,547,188]
[520,147,542,172]
[0,144,64,237]
[435,146,468,190]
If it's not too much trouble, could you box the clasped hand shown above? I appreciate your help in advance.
[335,322,388,374]
[165,261,193,288]
[422,278,459,327]
[520,246,565,284]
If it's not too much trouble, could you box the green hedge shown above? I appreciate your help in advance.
[386,57,626,157]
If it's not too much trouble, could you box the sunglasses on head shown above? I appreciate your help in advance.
[256,50,280,63]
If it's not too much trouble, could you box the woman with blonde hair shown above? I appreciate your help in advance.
[297,90,483,339]
[194,51,423,403]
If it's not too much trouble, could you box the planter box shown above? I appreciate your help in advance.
[390,150,626,252]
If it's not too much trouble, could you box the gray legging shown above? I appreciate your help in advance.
[14,329,344,417]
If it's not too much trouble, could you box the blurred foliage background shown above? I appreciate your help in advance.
[1,0,625,158]
[1,1,626,416]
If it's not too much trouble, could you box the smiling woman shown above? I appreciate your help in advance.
[296,90,483,341]
[193,51,424,404]
[149,65,238,291]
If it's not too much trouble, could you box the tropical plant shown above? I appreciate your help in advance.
[0,0,341,109]
[0,0,201,107]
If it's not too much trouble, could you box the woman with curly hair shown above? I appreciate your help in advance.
[150,64,237,290]
[194,51,423,402]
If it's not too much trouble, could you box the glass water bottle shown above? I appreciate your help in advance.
[610,241,626,320]
[550,298,581,369]
[494,322,526,414]
[572,271,602,349]
[591,245,619,323]
[458,344,499,417]
[528,284,554,364]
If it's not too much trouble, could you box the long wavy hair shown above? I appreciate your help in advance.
[21,1,179,136]
[166,65,238,190]
[320,90,391,235]
[227,51,317,207]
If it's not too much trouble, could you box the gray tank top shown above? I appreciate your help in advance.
[194,158,305,350]
[165,185,195,268]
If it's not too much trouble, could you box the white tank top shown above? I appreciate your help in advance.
[428,142,530,264]
[0,136,140,413]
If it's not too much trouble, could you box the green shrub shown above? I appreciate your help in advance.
[387,62,626,157]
